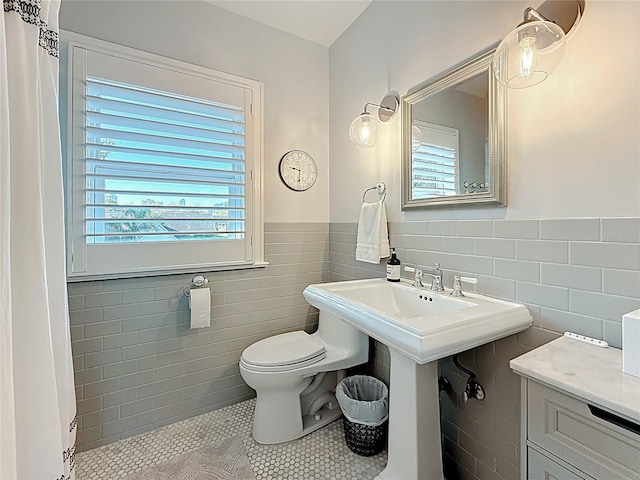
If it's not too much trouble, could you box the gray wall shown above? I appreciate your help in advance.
[71,214,640,478]
[60,0,331,225]
[329,1,640,222]
[60,0,333,451]
[70,223,328,450]
[329,217,640,480]
[328,3,640,475]
[62,6,640,479]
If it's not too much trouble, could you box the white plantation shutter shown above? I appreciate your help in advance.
[411,121,459,199]
[65,35,264,279]
[84,77,246,242]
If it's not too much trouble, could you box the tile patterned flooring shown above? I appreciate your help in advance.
[76,399,387,479]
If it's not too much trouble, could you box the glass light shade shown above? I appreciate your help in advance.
[349,112,381,148]
[492,20,566,89]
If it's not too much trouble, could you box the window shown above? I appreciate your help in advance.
[411,121,459,199]
[64,33,264,279]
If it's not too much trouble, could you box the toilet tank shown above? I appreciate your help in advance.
[316,310,369,357]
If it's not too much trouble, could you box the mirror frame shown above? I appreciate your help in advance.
[401,48,507,209]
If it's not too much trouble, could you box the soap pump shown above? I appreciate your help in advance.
[386,248,401,282]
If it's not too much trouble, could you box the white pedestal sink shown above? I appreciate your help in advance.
[303,278,532,480]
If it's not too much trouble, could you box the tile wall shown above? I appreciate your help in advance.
[69,223,329,451]
[329,217,640,480]
[69,216,639,466]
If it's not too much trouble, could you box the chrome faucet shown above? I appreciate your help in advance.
[422,273,443,292]
[422,263,444,292]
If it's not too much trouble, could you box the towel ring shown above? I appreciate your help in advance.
[362,182,386,203]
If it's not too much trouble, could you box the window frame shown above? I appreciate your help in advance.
[62,31,265,281]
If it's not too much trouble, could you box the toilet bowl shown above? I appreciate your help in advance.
[239,310,369,444]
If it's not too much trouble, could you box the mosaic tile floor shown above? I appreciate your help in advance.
[76,399,387,479]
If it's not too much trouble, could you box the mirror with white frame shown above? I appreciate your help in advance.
[401,49,507,209]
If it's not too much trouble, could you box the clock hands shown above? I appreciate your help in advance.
[289,166,301,183]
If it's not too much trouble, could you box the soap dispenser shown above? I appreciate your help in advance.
[387,248,401,282]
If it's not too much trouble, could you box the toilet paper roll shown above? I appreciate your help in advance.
[189,287,211,329]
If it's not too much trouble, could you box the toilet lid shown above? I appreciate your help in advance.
[241,331,326,369]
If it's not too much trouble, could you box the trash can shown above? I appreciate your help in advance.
[335,375,389,456]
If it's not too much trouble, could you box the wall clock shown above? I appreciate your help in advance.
[278,150,318,191]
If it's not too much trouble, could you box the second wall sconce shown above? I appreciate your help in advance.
[492,0,584,89]
[348,92,399,148]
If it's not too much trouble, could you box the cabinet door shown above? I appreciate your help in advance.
[528,448,592,480]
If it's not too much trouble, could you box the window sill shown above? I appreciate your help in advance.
[66,261,269,283]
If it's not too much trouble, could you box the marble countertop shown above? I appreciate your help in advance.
[510,336,640,423]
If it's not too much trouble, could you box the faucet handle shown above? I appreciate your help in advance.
[450,275,477,297]
[404,266,424,287]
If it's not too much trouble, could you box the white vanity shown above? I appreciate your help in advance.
[511,336,640,479]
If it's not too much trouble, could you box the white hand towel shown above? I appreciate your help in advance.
[355,199,390,264]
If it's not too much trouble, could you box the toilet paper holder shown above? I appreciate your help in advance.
[183,275,209,297]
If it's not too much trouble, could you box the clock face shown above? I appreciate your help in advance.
[278,150,318,191]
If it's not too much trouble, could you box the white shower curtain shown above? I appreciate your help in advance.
[0,1,77,479]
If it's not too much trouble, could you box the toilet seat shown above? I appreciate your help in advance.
[241,331,326,372]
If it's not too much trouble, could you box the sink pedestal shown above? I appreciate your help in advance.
[375,349,444,480]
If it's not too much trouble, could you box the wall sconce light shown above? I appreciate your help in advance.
[492,1,584,88]
[348,92,399,147]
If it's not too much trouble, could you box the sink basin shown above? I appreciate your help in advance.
[304,277,532,364]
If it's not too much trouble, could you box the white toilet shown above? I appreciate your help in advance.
[239,309,369,444]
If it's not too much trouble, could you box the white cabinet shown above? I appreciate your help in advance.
[522,380,639,479]
[511,337,640,480]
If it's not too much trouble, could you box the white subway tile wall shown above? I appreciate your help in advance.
[69,223,329,451]
[329,218,640,480]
